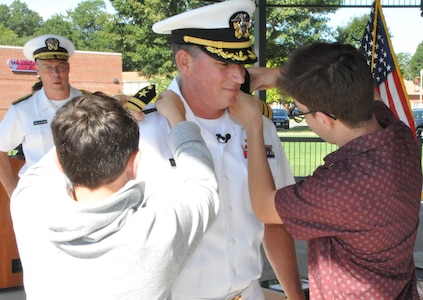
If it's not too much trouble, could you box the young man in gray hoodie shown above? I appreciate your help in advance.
[11,91,219,300]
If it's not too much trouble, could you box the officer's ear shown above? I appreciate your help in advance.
[175,50,193,76]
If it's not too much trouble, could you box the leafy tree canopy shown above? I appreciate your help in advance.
[333,14,368,48]
[397,52,413,80]
[1,0,421,100]
[0,0,42,39]
[334,14,423,83]
[410,42,423,80]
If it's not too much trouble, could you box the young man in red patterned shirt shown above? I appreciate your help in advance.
[230,42,422,299]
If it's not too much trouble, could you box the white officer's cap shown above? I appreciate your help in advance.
[153,0,257,64]
[23,34,75,61]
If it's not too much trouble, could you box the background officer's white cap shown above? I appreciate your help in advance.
[23,34,75,61]
[153,0,257,64]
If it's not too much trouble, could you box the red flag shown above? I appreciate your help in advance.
[360,0,415,134]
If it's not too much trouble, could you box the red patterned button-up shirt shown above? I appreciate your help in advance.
[276,101,422,299]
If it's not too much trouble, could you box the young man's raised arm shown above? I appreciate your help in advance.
[229,92,305,300]
[229,92,280,223]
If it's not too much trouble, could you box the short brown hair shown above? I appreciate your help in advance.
[278,43,374,128]
[51,92,139,188]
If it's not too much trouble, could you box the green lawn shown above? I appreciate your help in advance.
[276,121,337,180]
[278,121,317,138]
[276,120,423,179]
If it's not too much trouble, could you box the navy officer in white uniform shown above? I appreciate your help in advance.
[136,0,305,299]
[0,34,83,198]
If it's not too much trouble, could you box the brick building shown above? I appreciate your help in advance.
[0,45,123,119]
[122,71,151,96]
[404,78,423,108]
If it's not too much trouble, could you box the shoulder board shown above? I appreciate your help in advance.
[79,89,91,94]
[12,93,33,105]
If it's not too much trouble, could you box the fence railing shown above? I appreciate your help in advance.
[281,135,423,182]
[280,136,337,182]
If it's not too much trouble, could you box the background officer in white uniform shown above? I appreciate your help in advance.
[137,0,305,299]
[0,34,83,198]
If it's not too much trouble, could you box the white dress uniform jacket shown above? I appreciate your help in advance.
[0,86,82,175]
[137,78,295,299]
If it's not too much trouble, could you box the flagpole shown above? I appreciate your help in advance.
[361,0,416,135]
[420,69,422,106]
[370,0,380,73]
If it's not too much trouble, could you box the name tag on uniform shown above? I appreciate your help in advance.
[33,120,48,126]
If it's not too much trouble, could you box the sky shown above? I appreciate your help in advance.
[0,0,422,54]
[327,7,423,54]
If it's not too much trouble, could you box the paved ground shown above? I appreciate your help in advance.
[413,204,423,299]
[414,204,423,269]
[417,268,423,299]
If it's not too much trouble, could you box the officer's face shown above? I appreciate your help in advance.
[36,60,70,91]
[180,50,246,119]
[36,60,69,75]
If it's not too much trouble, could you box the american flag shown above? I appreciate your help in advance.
[360,0,415,134]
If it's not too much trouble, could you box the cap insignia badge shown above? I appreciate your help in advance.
[45,38,60,51]
[230,12,251,39]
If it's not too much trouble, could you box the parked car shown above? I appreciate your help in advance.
[413,108,423,137]
[272,108,290,129]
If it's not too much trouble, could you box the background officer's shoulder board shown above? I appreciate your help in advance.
[12,93,33,105]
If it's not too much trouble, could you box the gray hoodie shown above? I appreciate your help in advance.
[11,121,219,300]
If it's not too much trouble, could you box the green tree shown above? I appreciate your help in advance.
[0,0,119,52]
[110,0,340,83]
[34,1,121,54]
[110,0,209,76]
[265,6,336,67]
[257,5,338,105]
[3,0,43,37]
[67,0,111,51]
[333,14,368,48]
[332,14,415,81]
[0,23,22,46]
[34,14,75,40]
[397,52,412,80]
[410,42,423,80]
[0,4,10,25]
